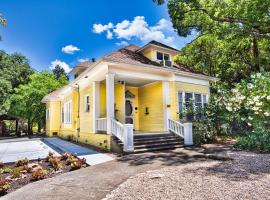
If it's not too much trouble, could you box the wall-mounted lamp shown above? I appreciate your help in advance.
[166,104,171,108]
[145,107,149,115]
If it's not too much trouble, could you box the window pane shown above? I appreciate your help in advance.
[156,52,163,60]
[195,94,202,108]
[164,54,169,61]
[185,93,193,108]
[203,94,208,107]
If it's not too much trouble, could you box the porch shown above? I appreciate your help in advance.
[92,73,193,152]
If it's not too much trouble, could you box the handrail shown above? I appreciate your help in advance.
[111,118,124,142]
[168,119,184,138]
[96,118,107,131]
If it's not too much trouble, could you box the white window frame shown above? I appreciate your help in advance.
[156,51,171,62]
[46,108,49,120]
[178,91,208,113]
[85,95,90,112]
[63,101,72,124]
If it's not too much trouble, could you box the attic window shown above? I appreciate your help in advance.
[156,51,172,67]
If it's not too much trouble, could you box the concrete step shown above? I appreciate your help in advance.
[133,138,182,145]
[133,144,184,154]
[134,141,183,149]
[134,135,180,142]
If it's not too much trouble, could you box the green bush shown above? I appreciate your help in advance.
[235,131,270,153]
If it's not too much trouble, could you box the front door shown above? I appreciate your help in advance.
[125,99,134,125]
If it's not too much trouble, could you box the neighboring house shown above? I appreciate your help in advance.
[42,40,217,153]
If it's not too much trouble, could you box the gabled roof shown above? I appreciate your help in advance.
[137,40,180,53]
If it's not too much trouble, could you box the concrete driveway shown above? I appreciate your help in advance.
[0,138,60,163]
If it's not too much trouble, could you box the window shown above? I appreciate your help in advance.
[46,109,49,120]
[85,95,90,112]
[178,92,208,120]
[63,101,72,124]
[156,51,172,67]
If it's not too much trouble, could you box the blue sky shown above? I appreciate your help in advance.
[0,0,194,72]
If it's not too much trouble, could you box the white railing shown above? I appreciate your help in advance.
[96,117,134,152]
[168,119,193,146]
[96,118,107,131]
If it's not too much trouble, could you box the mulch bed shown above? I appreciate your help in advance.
[0,154,89,196]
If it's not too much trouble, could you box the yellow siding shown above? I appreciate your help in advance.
[99,81,106,118]
[79,84,93,133]
[46,102,61,136]
[143,48,154,60]
[138,81,164,131]
[125,86,139,130]
[115,83,125,123]
[170,81,210,121]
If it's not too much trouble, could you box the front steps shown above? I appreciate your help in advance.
[115,132,184,154]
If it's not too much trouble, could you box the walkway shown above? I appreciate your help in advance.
[43,138,114,165]
[2,147,216,200]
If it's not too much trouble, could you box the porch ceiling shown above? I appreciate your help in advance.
[115,75,156,87]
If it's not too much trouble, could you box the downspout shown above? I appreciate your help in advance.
[76,84,80,141]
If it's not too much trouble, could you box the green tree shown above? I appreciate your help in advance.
[0,50,34,115]
[9,71,68,134]
[154,0,270,79]
[52,64,69,79]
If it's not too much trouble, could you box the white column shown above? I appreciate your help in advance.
[162,81,171,131]
[92,81,100,133]
[123,124,134,152]
[106,73,115,134]
[183,122,193,145]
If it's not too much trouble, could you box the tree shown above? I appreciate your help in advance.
[52,65,69,79]
[9,71,68,134]
[154,0,270,79]
[0,50,34,115]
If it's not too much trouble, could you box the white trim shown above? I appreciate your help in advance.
[162,81,171,131]
[106,73,115,134]
[93,81,100,133]
[46,108,50,120]
[63,100,72,124]
[174,75,210,86]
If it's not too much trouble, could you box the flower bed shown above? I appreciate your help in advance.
[0,152,88,196]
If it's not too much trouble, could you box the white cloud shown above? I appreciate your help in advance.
[78,58,89,62]
[92,16,177,47]
[92,22,113,33]
[61,45,80,54]
[116,41,129,46]
[106,30,113,39]
[50,59,71,73]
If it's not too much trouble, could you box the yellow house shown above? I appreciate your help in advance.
[42,41,217,153]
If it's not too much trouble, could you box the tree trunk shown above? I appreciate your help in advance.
[15,119,20,137]
[252,36,260,71]
[27,119,33,135]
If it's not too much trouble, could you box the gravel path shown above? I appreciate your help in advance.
[104,151,270,200]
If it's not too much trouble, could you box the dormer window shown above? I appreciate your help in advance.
[156,51,172,67]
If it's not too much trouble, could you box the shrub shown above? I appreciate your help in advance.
[70,158,86,171]
[49,157,62,171]
[15,158,29,167]
[11,167,24,179]
[0,161,4,168]
[45,151,54,162]
[31,169,48,181]
[61,152,72,160]
[0,179,10,195]
[235,131,270,153]
[0,167,12,174]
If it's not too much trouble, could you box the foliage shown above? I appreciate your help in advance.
[11,167,24,179]
[0,178,10,195]
[15,158,29,167]
[70,158,86,171]
[0,13,6,41]
[61,152,72,161]
[49,157,62,171]
[235,132,270,153]
[0,168,12,174]
[52,65,68,80]
[0,50,34,115]
[9,71,68,133]
[154,0,270,83]
[31,169,48,181]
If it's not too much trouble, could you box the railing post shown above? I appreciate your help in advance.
[183,122,193,146]
[123,124,134,152]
